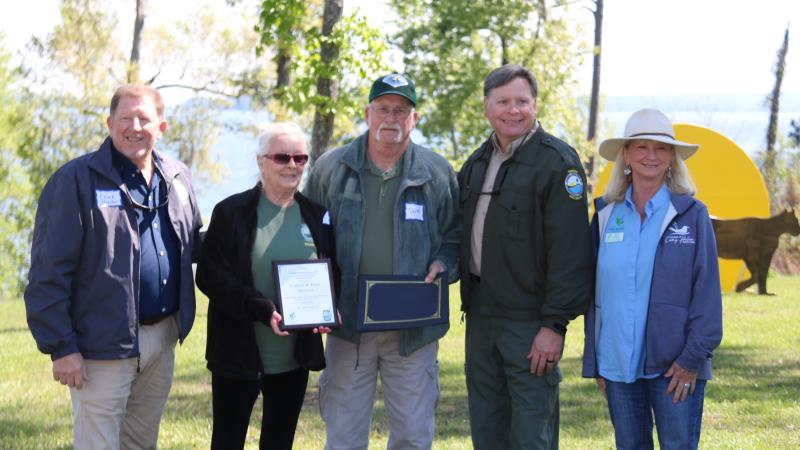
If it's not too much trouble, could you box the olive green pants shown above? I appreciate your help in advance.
[465,283,562,450]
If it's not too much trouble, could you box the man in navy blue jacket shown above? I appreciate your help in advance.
[24,84,202,449]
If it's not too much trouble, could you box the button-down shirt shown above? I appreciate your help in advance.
[596,183,670,382]
[112,147,181,322]
[469,124,538,275]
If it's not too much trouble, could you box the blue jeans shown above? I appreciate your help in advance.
[604,377,706,450]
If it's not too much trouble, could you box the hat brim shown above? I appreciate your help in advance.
[598,135,699,161]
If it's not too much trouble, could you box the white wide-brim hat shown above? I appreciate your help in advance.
[598,108,700,161]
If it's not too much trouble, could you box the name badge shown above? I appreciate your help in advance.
[322,211,331,225]
[605,232,624,243]
[96,190,122,207]
[405,202,424,221]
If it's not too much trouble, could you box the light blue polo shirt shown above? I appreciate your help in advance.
[596,183,670,383]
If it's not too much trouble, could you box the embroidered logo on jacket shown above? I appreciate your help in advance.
[665,223,695,244]
[564,169,584,200]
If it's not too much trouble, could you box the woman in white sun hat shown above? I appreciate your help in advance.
[581,108,723,450]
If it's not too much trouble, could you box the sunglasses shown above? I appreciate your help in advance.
[261,153,310,165]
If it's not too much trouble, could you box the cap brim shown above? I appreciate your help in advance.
[598,136,699,161]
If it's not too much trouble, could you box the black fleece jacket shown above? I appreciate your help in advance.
[197,183,339,379]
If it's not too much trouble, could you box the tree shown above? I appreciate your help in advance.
[5,0,275,297]
[585,0,603,183]
[310,0,343,159]
[255,0,388,159]
[20,0,280,186]
[389,0,590,166]
[763,26,789,212]
[789,118,800,147]
[0,40,37,300]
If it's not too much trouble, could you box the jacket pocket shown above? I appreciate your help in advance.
[646,303,687,368]
[494,191,532,240]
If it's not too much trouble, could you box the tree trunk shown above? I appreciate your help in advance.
[767,27,789,154]
[274,43,292,98]
[449,125,460,160]
[128,0,146,83]
[310,0,343,160]
[585,0,603,182]
[764,26,789,212]
[587,0,603,144]
[501,35,509,65]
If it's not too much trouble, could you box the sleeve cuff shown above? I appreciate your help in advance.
[542,319,568,336]
[51,343,80,361]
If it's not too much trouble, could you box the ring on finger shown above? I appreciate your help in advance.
[684,382,691,390]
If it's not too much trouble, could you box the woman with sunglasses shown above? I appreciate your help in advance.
[197,122,339,450]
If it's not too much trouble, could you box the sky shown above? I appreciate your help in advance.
[1,0,798,98]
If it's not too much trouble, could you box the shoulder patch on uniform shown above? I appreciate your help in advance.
[564,169,584,200]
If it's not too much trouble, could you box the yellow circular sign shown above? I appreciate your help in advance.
[594,124,770,292]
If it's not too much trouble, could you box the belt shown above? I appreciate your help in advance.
[469,273,481,283]
[140,314,172,326]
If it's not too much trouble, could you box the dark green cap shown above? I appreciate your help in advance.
[369,74,416,106]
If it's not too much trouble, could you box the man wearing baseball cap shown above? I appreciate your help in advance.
[304,74,460,449]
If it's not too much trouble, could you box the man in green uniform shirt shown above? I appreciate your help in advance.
[458,64,593,449]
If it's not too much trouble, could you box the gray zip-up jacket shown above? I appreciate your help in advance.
[303,132,460,355]
[24,137,203,361]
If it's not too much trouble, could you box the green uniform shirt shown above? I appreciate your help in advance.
[358,152,402,275]
[251,195,317,374]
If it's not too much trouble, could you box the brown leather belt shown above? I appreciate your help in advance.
[140,315,171,326]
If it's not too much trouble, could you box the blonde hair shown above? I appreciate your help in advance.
[601,142,697,203]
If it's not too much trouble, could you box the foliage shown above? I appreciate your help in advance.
[2,0,275,297]
[19,0,270,186]
[255,0,388,150]
[389,0,591,167]
[0,41,37,299]
[790,118,800,147]
[3,279,800,447]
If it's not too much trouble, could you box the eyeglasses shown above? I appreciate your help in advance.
[370,106,414,119]
[260,153,310,165]
[121,181,170,212]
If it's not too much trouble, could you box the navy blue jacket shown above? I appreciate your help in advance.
[582,193,723,380]
[25,137,202,361]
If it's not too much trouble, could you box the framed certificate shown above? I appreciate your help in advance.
[356,273,448,331]
[272,258,338,331]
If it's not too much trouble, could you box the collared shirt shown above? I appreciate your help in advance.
[358,150,404,275]
[111,147,181,322]
[596,183,670,382]
[469,124,538,275]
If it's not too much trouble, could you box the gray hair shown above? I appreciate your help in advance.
[483,64,538,98]
[602,142,697,203]
[256,122,306,156]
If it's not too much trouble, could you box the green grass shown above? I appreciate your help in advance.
[2,277,799,449]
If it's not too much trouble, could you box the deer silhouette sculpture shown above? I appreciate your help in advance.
[712,209,800,295]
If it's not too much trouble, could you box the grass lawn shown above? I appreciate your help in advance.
[2,276,799,449]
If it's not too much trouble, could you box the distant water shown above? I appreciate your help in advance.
[196,93,800,220]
